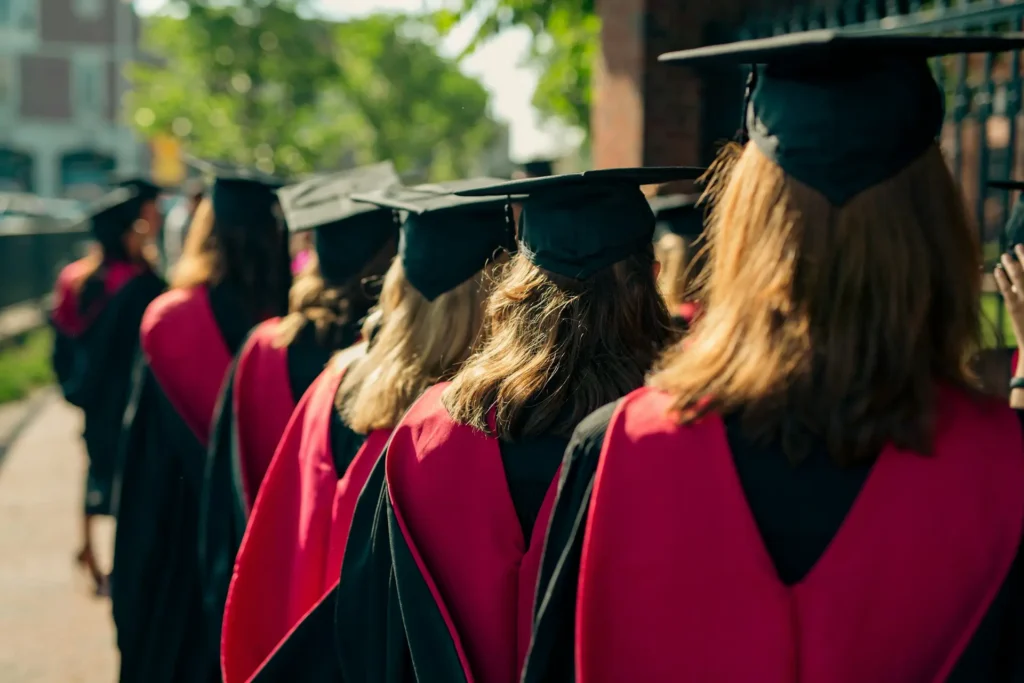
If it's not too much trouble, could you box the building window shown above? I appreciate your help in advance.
[60,150,115,202]
[0,148,34,193]
[73,0,103,20]
[73,56,105,119]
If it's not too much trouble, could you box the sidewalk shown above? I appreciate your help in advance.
[0,392,117,682]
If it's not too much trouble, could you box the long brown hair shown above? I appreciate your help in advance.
[337,257,496,434]
[651,141,982,466]
[273,235,396,350]
[444,248,673,440]
[171,197,288,318]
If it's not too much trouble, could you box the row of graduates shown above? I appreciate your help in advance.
[49,156,703,680]
[53,28,1024,683]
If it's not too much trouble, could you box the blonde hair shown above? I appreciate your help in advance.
[444,249,673,440]
[273,236,396,350]
[650,141,982,466]
[337,258,496,433]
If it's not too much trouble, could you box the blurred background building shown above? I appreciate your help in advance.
[0,0,146,200]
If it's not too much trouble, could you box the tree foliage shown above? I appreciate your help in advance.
[127,1,503,180]
[439,0,598,133]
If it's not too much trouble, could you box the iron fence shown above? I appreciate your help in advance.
[0,216,90,311]
[730,0,1024,348]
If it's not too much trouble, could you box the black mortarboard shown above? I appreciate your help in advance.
[353,179,516,301]
[660,30,1024,206]
[455,167,705,279]
[112,175,163,204]
[649,193,704,240]
[185,156,284,230]
[276,162,401,283]
[85,185,142,248]
[522,159,555,178]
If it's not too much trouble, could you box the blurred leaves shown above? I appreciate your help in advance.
[127,1,503,180]
[440,0,598,132]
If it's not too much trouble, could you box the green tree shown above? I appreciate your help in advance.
[440,0,598,134]
[128,2,502,180]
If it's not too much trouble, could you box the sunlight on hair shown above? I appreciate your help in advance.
[652,142,983,466]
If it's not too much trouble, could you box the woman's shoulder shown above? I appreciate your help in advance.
[56,257,91,287]
[140,285,213,347]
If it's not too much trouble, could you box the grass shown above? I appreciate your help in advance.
[0,328,54,405]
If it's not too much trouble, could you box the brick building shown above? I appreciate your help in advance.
[0,0,146,200]
[592,0,1024,386]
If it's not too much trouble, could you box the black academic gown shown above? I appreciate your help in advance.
[249,423,567,683]
[50,268,165,516]
[111,283,261,683]
[522,402,1024,683]
[199,319,354,674]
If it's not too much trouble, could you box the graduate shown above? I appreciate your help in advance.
[222,178,514,683]
[111,159,291,683]
[524,31,1024,683]
[649,193,706,331]
[198,162,400,660]
[49,179,165,595]
[242,167,699,683]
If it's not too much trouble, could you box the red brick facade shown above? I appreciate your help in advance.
[592,0,807,168]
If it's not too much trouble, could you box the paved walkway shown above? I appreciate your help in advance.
[0,391,117,682]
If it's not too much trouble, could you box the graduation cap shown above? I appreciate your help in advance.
[659,30,1024,206]
[111,174,163,204]
[649,193,704,240]
[454,167,705,279]
[185,155,284,230]
[276,162,401,283]
[83,185,145,247]
[521,159,555,178]
[353,179,517,301]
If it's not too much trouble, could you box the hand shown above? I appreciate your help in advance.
[994,244,1024,360]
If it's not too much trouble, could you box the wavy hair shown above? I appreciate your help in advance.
[650,141,982,465]
[337,257,497,433]
[273,236,396,350]
[444,248,673,440]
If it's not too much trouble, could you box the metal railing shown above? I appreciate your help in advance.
[0,216,90,311]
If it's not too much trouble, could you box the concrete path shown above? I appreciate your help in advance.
[0,391,117,682]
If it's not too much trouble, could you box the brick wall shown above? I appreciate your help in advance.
[592,0,814,168]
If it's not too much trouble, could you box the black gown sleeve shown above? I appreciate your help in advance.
[111,356,220,683]
[246,432,394,683]
[520,402,618,683]
[198,347,250,669]
[55,273,165,410]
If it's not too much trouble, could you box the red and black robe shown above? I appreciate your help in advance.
[49,258,164,515]
[523,387,1024,683]
[246,382,566,683]
[111,283,267,683]
[200,318,356,682]
[222,355,393,683]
